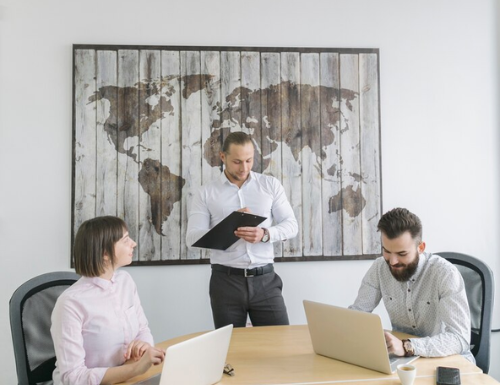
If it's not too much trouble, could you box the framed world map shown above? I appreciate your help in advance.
[72,45,382,265]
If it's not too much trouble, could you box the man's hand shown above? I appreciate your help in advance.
[384,331,405,356]
[235,207,265,243]
[235,226,265,243]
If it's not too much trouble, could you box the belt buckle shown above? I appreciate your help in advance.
[244,269,255,278]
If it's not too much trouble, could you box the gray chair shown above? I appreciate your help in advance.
[10,271,80,385]
[438,252,494,373]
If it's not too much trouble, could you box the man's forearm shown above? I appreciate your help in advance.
[410,332,470,357]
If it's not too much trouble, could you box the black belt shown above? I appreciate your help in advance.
[211,263,274,277]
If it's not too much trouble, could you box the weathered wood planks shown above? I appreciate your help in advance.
[160,51,182,260]
[96,51,117,219]
[281,52,303,257]
[74,50,97,239]
[320,53,342,257]
[180,51,202,260]
[73,46,382,265]
[117,50,140,259]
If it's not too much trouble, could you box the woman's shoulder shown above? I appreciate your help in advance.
[53,279,87,312]
[115,269,133,280]
[114,269,137,288]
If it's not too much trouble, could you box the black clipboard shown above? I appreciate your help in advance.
[192,211,267,250]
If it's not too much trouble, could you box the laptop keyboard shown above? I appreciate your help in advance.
[389,354,399,364]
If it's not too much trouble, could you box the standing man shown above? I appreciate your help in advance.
[186,132,298,328]
[349,208,473,361]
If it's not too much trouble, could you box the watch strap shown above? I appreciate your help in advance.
[261,228,270,243]
[402,339,414,357]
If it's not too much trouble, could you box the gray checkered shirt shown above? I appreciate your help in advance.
[350,252,474,361]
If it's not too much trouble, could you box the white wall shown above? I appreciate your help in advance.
[1,0,499,383]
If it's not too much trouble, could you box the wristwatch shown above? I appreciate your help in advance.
[402,339,415,357]
[261,228,270,243]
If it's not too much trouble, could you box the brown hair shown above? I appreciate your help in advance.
[222,132,253,154]
[73,216,127,277]
[377,208,422,243]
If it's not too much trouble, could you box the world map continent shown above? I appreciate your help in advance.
[89,74,364,236]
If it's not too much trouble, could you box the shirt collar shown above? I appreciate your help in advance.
[82,272,117,289]
[219,170,254,187]
[219,171,230,185]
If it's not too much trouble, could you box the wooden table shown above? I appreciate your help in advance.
[330,374,498,384]
[121,325,498,385]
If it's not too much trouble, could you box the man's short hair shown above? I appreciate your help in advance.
[73,216,127,277]
[222,132,253,154]
[377,208,422,243]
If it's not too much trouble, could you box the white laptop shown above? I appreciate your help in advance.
[134,324,233,385]
[303,300,418,374]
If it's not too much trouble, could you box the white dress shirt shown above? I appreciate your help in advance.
[350,252,473,361]
[186,171,298,268]
[51,270,154,385]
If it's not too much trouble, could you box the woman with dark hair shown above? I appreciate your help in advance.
[51,216,165,384]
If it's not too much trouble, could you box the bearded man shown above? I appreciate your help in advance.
[349,208,474,362]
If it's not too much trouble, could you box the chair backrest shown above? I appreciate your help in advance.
[437,252,494,373]
[10,271,80,385]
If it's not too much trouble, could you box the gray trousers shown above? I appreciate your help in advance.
[209,268,290,328]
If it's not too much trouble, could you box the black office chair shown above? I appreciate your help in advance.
[438,252,494,373]
[10,271,80,385]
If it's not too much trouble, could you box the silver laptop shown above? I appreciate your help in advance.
[303,300,418,374]
[135,324,233,385]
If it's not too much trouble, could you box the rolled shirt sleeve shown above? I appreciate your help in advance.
[349,262,383,314]
[51,298,108,384]
[185,185,212,249]
[266,177,298,243]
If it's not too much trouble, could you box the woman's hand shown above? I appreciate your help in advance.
[101,346,166,384]
[125,340,151,361]
[134,346,166,374]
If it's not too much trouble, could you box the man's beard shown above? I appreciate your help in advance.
[386,253,419,282]
[224,169,249,183]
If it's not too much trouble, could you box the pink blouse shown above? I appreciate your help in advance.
[51,270,154,384]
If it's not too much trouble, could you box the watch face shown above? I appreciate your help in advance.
[404,340,414,356]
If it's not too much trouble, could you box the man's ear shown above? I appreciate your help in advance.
[220,151,226,164]
[418,241,426,254]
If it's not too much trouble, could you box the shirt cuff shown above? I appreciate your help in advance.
[267,227,278,243]
[63,367,107,385]
[93,368,108,384]
[408,338,424,356]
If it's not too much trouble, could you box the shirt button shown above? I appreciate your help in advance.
[427,301,430,305]
[408,289,411,292]
[389,297,392,300]
[408,309,412,312]
[412,325,416,328]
